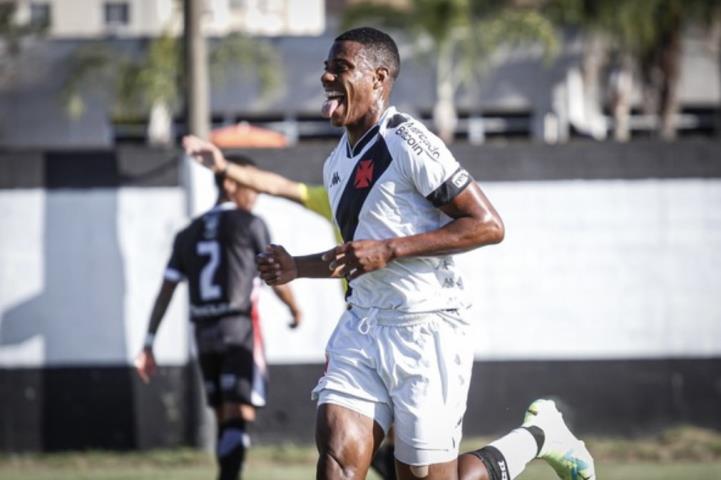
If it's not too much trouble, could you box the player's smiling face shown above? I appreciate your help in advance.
[321,40,381,131]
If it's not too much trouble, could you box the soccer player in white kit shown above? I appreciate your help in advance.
[257,27,595,480]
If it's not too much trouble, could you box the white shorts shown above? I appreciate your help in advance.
[312,306,475,466]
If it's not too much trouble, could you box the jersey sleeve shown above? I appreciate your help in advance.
[249,216,272,255]
[299,183,333,222]
[164,233,186,283]
[392,122,472,207]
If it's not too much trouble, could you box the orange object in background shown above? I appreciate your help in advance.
[210,122,289,148]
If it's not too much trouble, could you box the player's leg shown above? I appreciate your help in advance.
[316,403,385,479]
[216,401,254,480]
[384,309,475,480]
[197,350,240,480]
[370,426,396,480]
[456,399,595,480]
[312,308,394,479]
[456,427,540,480]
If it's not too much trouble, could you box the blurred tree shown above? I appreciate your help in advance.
[0,3,46,86]
[62,31,282,146]
[546,0,720,141]
[341,0,558,143]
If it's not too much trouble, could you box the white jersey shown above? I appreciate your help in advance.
[323,106,473,313]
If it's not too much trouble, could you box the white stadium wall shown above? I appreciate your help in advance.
[255,179,721,363]
[0,142,720,450]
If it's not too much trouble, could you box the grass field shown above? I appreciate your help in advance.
[2,427,721,480]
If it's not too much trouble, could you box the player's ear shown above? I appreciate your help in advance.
[223,177,237,194]
[374,67,389,89]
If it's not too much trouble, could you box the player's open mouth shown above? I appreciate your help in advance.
[322,91,345,119]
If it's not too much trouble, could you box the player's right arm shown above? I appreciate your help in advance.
[135,279,178,383]
[256,244,345,285]
[182,135,307,205]
[136,232,186,384]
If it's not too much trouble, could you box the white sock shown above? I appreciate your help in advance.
[488,428,537,479]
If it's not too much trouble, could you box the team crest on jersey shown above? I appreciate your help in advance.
[354,159,374,188]
[203,213,220,239]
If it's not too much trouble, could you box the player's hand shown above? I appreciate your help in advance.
[134,348,157,384]
[257,244,298,285]
[182,135,227,173]
[325,240,395,280]
[289,308,302,329]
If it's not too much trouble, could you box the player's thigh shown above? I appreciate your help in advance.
[315,403,385,479]
[386,310,474,467]
[218,319,265,410]
[395,459,460,480]
[197,352,223,410]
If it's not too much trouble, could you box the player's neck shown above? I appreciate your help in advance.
[346,102,388,148]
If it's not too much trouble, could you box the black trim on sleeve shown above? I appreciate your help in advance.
[425,167,472,207]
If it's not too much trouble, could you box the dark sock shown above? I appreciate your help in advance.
[523,425,545,456]
[217,418,247,480]
[370,443,396,480]
[469,445,510,480]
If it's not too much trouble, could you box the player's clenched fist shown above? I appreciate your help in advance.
[325,240,394,280]
[257,244,297,285]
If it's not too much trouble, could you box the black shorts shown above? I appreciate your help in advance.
[194,313,267,408]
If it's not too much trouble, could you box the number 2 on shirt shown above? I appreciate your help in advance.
[196,240,222,300]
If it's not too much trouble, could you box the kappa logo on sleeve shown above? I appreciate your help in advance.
[354,159,374,188]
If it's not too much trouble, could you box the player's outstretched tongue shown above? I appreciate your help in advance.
[322,98,340,119]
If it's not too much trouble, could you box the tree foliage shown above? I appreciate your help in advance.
[0,3,46,85]
[545,0,721,139]
[62,31,282,123]
[341,0,558,141]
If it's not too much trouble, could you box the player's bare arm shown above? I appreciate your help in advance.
[270,284,303,328]
[134,279,178,383]
[182,134,305,204]
[331,182,503,280]
[256,244,346,285]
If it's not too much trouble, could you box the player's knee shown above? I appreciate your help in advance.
[409,464,430,478]
[217,418,248,458]
[317,448,359,480]
[220,402,255,423]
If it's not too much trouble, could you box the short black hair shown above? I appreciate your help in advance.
[214,153,255,191]
[335,27,400,81]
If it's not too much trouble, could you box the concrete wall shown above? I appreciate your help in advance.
[1,140,720,450]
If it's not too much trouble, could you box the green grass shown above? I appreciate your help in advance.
[2,426,721,480]
[1,460,720,480]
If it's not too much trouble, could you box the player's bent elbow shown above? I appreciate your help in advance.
[480,215,505,246]
[491,218,505,244]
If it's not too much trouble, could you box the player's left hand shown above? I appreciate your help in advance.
[134,349,157,384]
[328,239,394,280]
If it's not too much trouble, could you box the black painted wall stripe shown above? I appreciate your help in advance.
[2,140,720,189]
[2,357,720,451]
